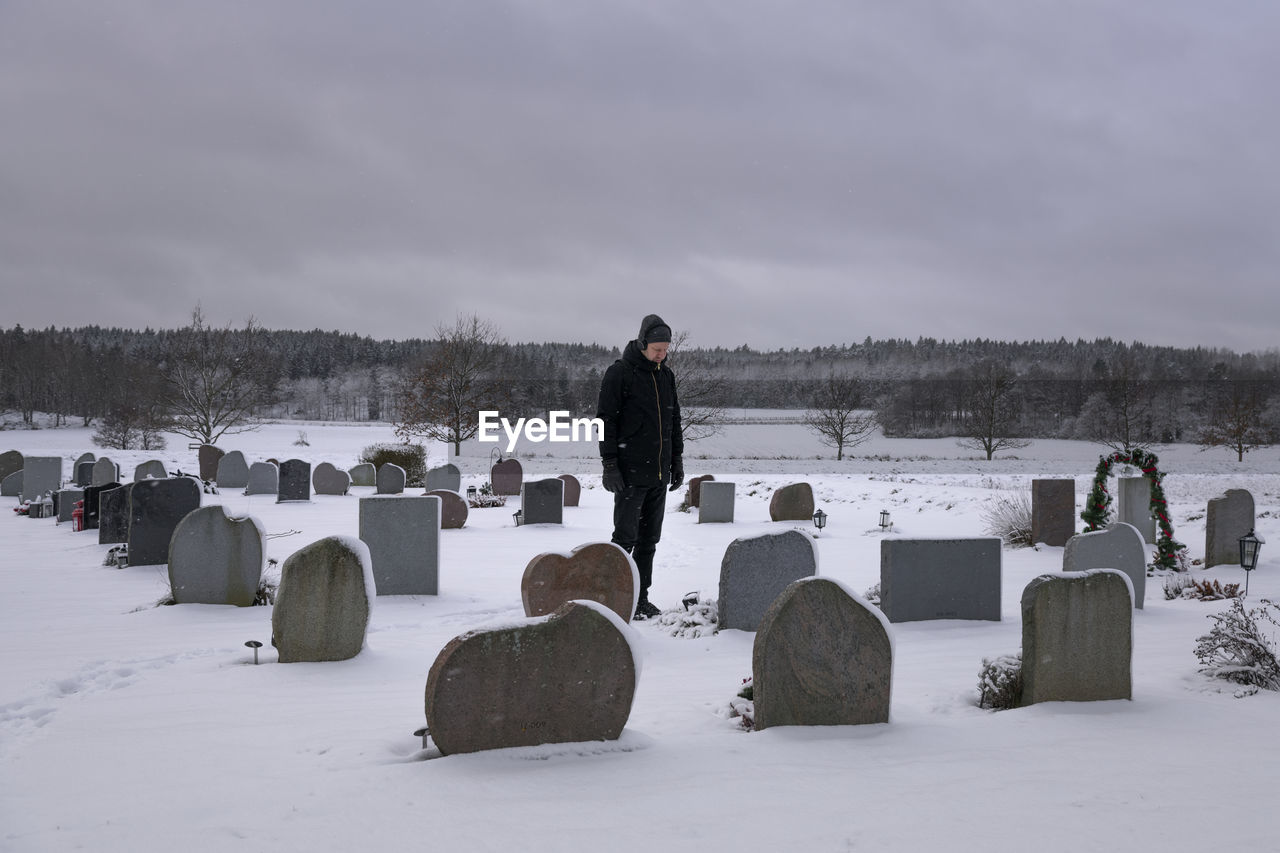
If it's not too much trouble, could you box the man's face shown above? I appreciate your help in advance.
[642,342,670,363]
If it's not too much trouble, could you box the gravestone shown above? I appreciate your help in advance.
[312,462,351,496]
[491,458,523,496]
[1062,522,1147,609]
[359,495,441,596]
[91,457,119,487]
[424,600,637,756]
[0,450,23,484]
[1,471,23,497]
[74,460,96,488]
[277,459,311,502]
[1116,476,1157,544]
[687,474,715,508]
[879,538,1002,623]
[133,460,168,482]
[769,482,815,522]
[698,481,735,523]
[271,536,374,662]
[1019,569,1133,705]
[197,444,224,482]
[558,474,582,508]
[168,505,265,606]
[348,463,376,487]
[719,529,820,631]
[215,450,250,489]
[427,490,468,529]
[56,488,84,523]
[20,457,62,503]
[126,477,202,566]
[425,463,462,493]
[80,482,120,530]
[98,485,131,545]
[1031,479,1075,546]
[521,478,564,525]
[245,462,278,495]
[753,577,892,730]
[375,463,406,495]
[522,542,638,622]
[1205,489,1256,568]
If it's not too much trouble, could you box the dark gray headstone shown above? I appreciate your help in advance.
[698,481,735,523]
[424,600,637,756]
[1031,479,1075,547]
[879,538,1002,623]
[1020,570,1133,706]
[522,542,638,622]
[80,481,120,530]
[425,463,461,493]
[277,459,311,502]
[427,489,468,529]
[90,457,119,487]
[753,577,892,730]
[215,450,250,489]
[769,482,814,522]
[312,462,351,496]
[272,536,373,662]
[375,463,406,495]
[687,474,715,508]
[491,458,523,496]
[1205,489,1255,568]
[348,463,376,487]
[0,470,20,497]
[56,488,84,523]
[245,462,278,495]
[133,460,168,482]
[74,460,96,487]
[126,478,202,566]
[1062,522,1147,609]
[20,457,62,503]
[718,529,819,631]
[168,506,265,606]
[359,495,440,596]
[557,474,582,507]
[98,485,131,545]
[1116,476,1157,544]
[197,444,224,482]
[521,478,564,525]
[0,450,23,484]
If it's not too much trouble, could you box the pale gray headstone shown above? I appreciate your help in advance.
[558,474,582,507]
[1062,522,1147,609]
[91,457,119,487]
[880,537,1002,623]
[245,461,278,495]
[277,459,310,502]
[1020,569,1133,705]
[1031,479,1075,546]
[312,462,351,496]
[348,463,376,487]
[521,478,564,525]
[753,577,892,730]
[375,463,406,495]
[168,506,266,606]
[358,495,440,595]
[2,470,23,497]
[426,489,468,529]
[197,444,224,482]
[521,541,638,622]
[215,450,250,489]
[98,485,131,545]
[1116,476,1157,544]
[425,463,461,493]
[698,481,735,523]
[133,460,168,482]
[56,488,84,522]
[126,478,202,566]
[424,600,637,755]
[74,460,96,487]
[718,529,819,631]
[272,536,373,662]
[769,482,815,522]
[1205,489,1255,568]
[687,474,714,508]
[491,458,523,496]
[20,457,62,503]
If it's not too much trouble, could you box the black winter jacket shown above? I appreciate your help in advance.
[596,340,683,488]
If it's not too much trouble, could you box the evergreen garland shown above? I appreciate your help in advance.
[1081,448,1185,570]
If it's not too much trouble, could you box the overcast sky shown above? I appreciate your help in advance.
[3,1,1278,353]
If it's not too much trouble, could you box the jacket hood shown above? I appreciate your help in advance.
[636,314,672,347]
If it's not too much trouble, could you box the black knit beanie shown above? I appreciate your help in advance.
[638,314,672,346]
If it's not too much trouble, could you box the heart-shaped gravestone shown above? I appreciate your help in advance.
[521,542,637,622]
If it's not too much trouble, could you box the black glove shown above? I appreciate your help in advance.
[668,458,684,492]
[602,459,625,493]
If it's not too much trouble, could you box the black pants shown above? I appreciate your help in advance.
[611,483,667,600]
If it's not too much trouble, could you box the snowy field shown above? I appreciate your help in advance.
[3,417,1280,852]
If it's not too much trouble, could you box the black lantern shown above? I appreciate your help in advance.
[813,508,827,530]
[466,485,477,500]
[513,509,523,527]
[879,510,891,530]
[1239,530,1263,595]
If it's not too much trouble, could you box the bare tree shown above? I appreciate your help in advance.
[1199,381,1272,461]
[158,307,279,445]
[395,314,508,456]
[804,373,876,460]
[664,331,726,444]
[1074,353,1159,454]
[956,360,1031,460]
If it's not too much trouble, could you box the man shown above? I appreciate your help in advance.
[597,314,684,620]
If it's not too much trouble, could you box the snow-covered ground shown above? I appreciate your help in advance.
[3,418,1279,852]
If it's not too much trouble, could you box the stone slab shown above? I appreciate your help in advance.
[491,458,523,496]
[20,456,62,503]
[522,542,638,622]
[879,537,1003,623]
[1205,489,1255,568]
[98,485,131,545]
[769,482,815,522]
[348,463,376,487]
[272,536,374,662]
[91,457,119,487]
[168,505,265,606]
[0,450,24,483]
[1031,478,1076,547]
[197,444,224,482]
[313,462,351,496]
[698,481,735,523]
[245,462,278,495]
[1063,522,1147,609]
[215,450,250,489]
[521,478,564,525]
[126,477,202,566]
[133,460,168,482]
[688,474,715,508]
[376,463,406,495]
[0,470,21,497]
[426,489,468,529]
[359,495,441,595]
[56,488,84,523]
[1117,476,1158,544]
[277,459,311,502]
[718,529,820,632]
[558,474,582,507]
[425,463,461,493]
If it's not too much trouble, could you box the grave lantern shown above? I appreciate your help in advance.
[466,485,477,500]
[879,510,891,530]
[513,509,523,527]
[813,508,827,530]
[1239,529,1264,596]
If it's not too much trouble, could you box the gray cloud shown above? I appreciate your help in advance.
[3,1,1277,352]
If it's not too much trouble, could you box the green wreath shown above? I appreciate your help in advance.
[1081,448,1185,571]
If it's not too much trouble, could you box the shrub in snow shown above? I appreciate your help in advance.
[977,653,1023,710]
[980,491,1033,548]
[651,597,718,638]
[721,676,755,731]
[863,583,881,608]
[360,443,427,487]
[1166,575,1241,601]
[1194,598,1280,695]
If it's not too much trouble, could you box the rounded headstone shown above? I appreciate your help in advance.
[313,462,351,496]
[168,505,266,606]
[522,542,638,622]
[215,450,250,489]
[348,463,376,487]
[133,460,168,482]
[376,463,406,495]
[687,474,715,508]
[769,482,815,522]
[557,474,582,507]
[427,489,469,529]
[197,444,225,482]
[271,536,373,662]
[491,458,523,496]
